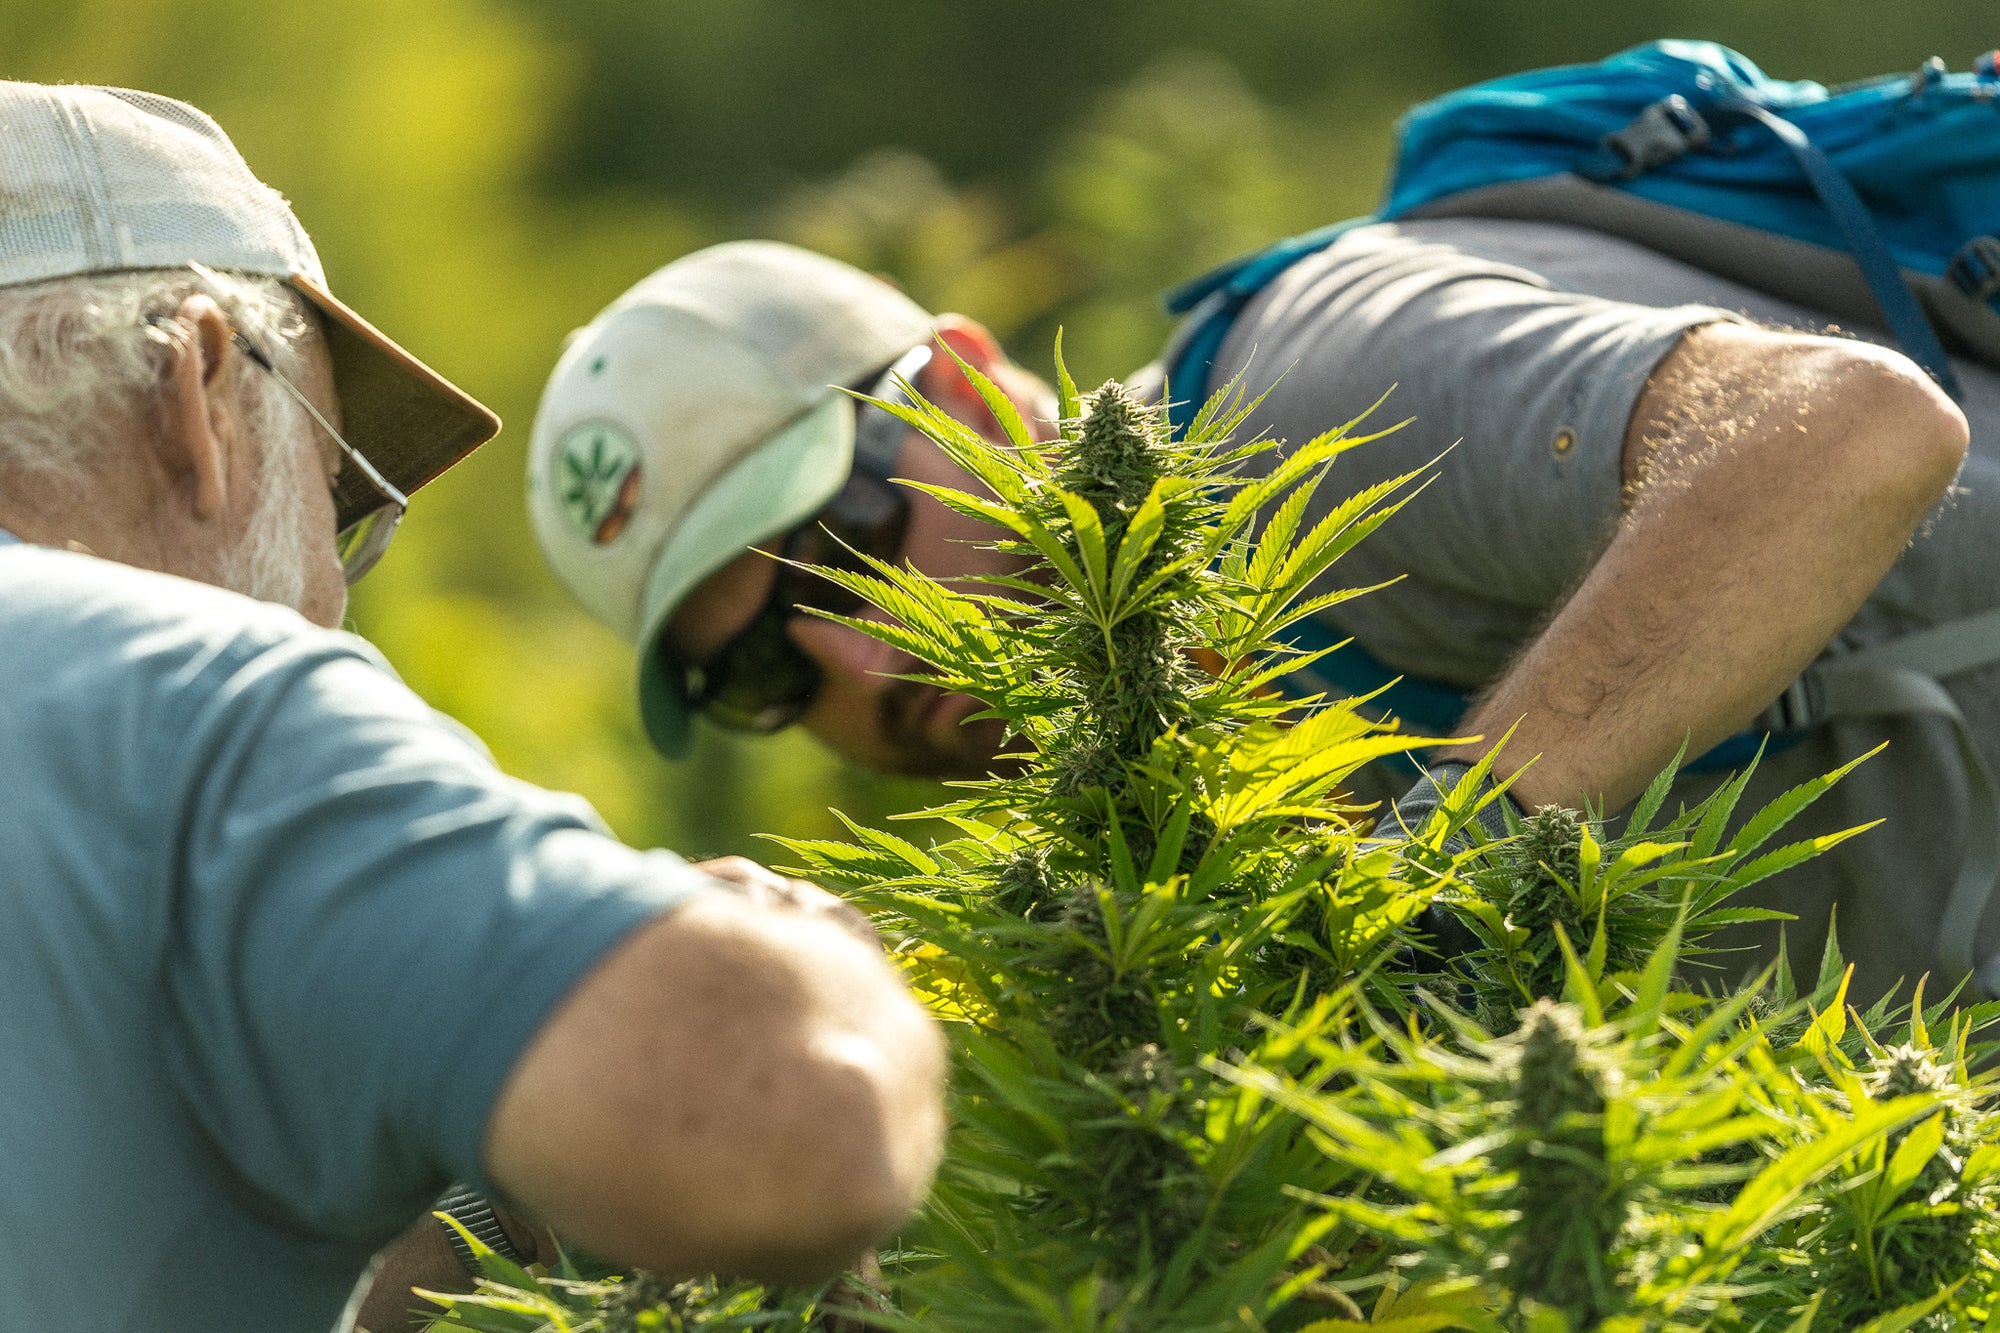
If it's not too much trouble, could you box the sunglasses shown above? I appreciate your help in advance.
[229,331,408,585]
[674,345,930,733]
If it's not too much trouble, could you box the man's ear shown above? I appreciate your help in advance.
[930,315,1002,369]
[921,316,1008,434]
[155,294,241,522]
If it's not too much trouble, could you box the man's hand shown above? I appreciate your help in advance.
[351,1211,459,1333]
[693,856,878,945]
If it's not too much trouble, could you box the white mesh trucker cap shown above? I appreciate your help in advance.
[0,82,499,529]
[527,240,933,756]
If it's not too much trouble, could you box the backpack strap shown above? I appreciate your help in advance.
[1158,218,1369,440]
[1272,612,1476,741]
[1165,90,1970,422]
[1580,95,1966,401]
[1793,610,2000,987]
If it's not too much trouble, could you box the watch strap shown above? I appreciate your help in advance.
[433,1183,529,1274]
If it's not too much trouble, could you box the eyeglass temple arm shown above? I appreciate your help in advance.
[224,329,409,510]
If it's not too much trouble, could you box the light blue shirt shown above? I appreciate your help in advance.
[0,533,711,1331]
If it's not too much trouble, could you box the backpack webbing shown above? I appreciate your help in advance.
[1805,614,2000,986]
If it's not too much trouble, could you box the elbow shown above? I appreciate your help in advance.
[617,928,947,1284]
[483,900,947,1288]
[1809,341,1967,522]
[725,1023,948,1283]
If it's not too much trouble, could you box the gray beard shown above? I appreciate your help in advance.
[216,441,309,613]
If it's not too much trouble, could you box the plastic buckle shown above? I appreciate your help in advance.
[1600,95,1712,180]
[1948,236,2000,306]
[1757,673,1821,735]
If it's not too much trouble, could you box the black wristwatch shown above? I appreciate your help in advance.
[434,1183,530,1273]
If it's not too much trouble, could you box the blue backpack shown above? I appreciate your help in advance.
[1166,39,2000,440]
[1160,41,2000,984]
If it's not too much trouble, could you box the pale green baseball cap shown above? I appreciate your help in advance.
[527,241,933,755]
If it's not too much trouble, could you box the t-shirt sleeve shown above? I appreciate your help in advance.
[155,632,715,1241]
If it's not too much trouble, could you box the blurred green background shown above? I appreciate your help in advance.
[7,1,1986,857]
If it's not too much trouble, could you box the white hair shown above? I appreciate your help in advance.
[0,266,319,608]
[0,265,310,473]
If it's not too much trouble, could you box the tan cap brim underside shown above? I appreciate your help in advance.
[288,274,502,531]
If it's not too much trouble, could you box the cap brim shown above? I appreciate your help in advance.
[288,274,501,531]
[637,643,697,758]
[633,392,857,757]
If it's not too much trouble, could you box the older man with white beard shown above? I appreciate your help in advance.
[0,83,946,1333]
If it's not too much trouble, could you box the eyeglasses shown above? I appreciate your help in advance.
[673,344,931,733]
[229,331,408,585]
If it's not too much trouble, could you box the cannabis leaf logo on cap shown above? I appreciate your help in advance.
[555,421,642,545]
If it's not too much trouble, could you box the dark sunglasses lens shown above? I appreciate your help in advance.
[686,422,910,733]
[821,472,906,557]
[335,504,402,585]
[784,476,908,614]
[695,614,823,733]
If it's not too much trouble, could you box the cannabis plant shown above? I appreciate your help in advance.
[1218,893,2000,1332]
[417,1221,875,1331]
[1722,965,2000,1333]
[1417,748,1874,1031]
[420,348,1444,1332]
[420,344,1998,1333]
[760,351,1453,1331]
[1221,925,1955,1330]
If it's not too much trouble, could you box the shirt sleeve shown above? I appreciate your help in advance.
[155,630,716,1242]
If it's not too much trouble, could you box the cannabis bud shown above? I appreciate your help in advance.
[1495,1000,1629,1327]
[1865,1042,1953,1101]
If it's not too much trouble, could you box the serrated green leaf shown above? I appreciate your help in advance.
[1053,326,1080,423]
[1701,1092,1938,1256]
[1883,1112,1945,1196]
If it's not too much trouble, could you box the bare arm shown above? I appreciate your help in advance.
[1436,322,1968,812]
[480,875,947,1284]
[348,858,909,1328]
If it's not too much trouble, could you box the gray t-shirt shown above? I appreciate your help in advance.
[0,533,712,1332]
[1210,218,2000,1004]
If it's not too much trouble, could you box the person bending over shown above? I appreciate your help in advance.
[528,234,1968,1004]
